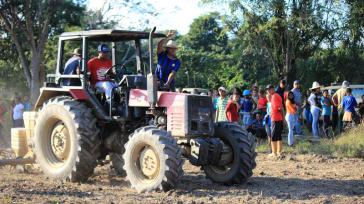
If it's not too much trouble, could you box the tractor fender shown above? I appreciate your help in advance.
[34,87,89,110]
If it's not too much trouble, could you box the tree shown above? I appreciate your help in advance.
[0,0,85,102]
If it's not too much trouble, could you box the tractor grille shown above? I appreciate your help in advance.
[187,95,214,136]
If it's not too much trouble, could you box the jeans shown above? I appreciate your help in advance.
[242,112,251,127]
[95,81,118,100]
[285,113,297,146]
[294,107,303,135]
[304,108,313,130]
[311,107,320,138]
[338,109,344,133]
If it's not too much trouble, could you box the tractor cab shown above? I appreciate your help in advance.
[41,29,166,119]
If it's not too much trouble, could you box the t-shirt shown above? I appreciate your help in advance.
[333,88,347,109]
[241,98,253,112]
[321,97,332,116]
[13,103,24,120]
[342,95,357,113]
[64,56,80,75]
[87,57,112,86]
[217,97,229,122]
[226,101,239,122]
[257,97,268,110]
[285,100,296,114]
[155,52,181,85]
[24,102,32,111]
[270,93,283,121]
[308,93,321,110]
[291,88,302,106]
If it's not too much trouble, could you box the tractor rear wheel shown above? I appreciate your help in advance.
[123,126,183,192]
[203,122,256,184]
[33,97,100,182]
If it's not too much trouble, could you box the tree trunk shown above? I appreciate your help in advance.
[30,52,42,104]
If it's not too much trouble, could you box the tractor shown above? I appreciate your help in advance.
[31,27,256,192]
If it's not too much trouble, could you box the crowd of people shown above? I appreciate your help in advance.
[210,80,364,158]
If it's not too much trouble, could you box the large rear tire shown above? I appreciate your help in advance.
[203,122,256,184]
[123,127,183,192]
[33,97,100,182]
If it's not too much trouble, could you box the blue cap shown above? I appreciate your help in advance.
[243,90,251,96]
[98,44,110,53]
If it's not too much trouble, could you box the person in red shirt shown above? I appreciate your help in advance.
[266,84,284,157]
[87,44,116,101]
[257,89,268,113]
[225,90,241,123]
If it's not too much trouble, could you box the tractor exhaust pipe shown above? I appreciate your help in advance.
[147,27,158,109]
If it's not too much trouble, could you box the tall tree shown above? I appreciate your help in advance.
[0,0,85,102]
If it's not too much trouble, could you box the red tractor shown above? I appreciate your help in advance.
[31,28,256,192]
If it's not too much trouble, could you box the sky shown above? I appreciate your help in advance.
[87,0,216,34]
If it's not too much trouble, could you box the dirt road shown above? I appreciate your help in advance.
[0,153,363,204]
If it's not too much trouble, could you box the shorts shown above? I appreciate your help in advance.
[271,121,283,141]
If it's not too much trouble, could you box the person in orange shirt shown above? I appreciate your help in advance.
[285,91,297,146]
[266,85,284,157]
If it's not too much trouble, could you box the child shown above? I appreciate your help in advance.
[247,111,266,145]
[226,90,241,123]
[321,90,332,137]
[241,90,255,127]
[257,89,268,114]
[216,87,229,122]
[342,88,357,126]
[285,91,297,146]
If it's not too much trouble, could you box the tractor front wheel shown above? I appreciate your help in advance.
[33,97,100,182]
[203,122,257,184]
[123,127,183,192]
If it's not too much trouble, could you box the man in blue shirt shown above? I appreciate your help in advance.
[342,88,358,124]
[63,48,82,86]
[291,80,303,135]
[155,31,181,91]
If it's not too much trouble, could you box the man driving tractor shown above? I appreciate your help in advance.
[155,31,181,91]
[87,44,116,100]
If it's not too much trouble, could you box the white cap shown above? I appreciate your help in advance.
[342,81,350,88]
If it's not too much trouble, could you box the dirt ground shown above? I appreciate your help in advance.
[0,153,363,204]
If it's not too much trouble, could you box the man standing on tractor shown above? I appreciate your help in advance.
[155,31,181,91]
[87,44,115,100]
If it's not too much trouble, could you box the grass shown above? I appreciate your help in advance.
[256,124,364,158]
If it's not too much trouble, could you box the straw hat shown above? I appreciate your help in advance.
[310,81,321,90]
[165,40,178,49]
[342,80,350,88]
[218,87,226,92]
[73,48,81,56]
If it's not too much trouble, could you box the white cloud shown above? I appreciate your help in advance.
[86,0,215,34]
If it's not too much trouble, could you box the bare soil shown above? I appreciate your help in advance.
[0,153,363,204]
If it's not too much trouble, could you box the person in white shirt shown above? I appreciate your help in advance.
[13,97,24,128]
[308,82,321,138]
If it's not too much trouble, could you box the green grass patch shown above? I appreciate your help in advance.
[256,124,364,158]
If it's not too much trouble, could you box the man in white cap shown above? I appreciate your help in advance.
[308,81,322,138]
[63,48,82,86]
[156,31,181,91]
[215,87,229,122]
[332,80,350,132]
